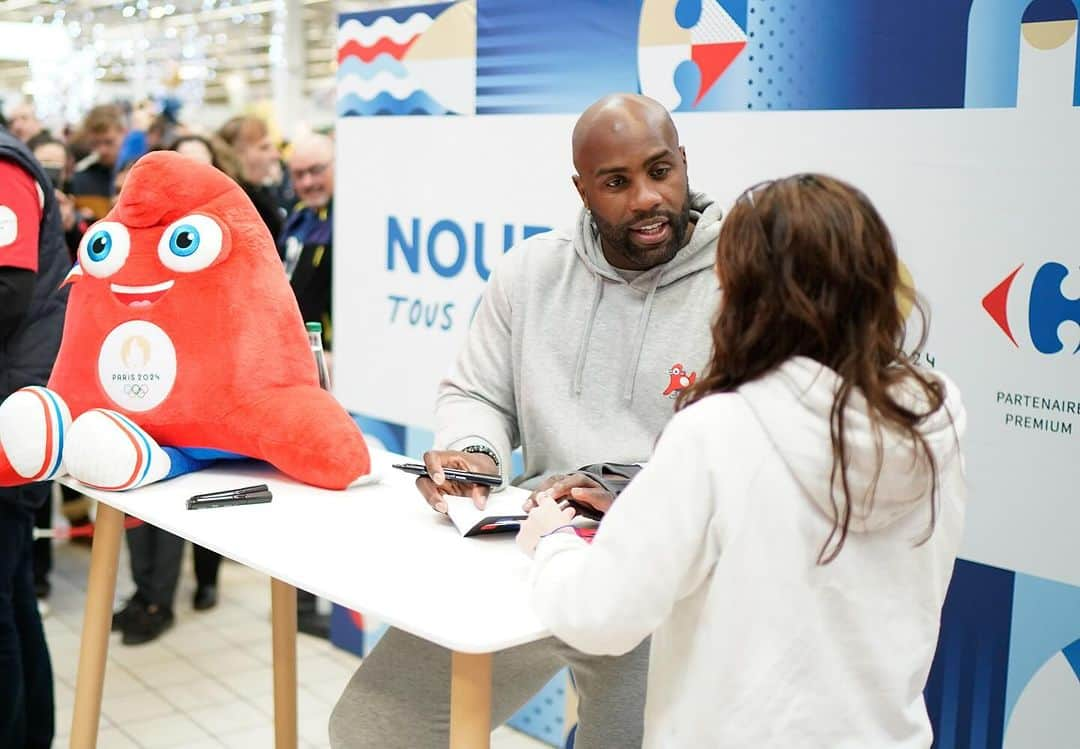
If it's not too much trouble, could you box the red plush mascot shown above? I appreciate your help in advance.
[0,151,369,490]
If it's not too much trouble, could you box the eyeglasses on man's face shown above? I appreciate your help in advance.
[291,162,331,181]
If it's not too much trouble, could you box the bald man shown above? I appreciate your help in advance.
[280,133,335,349]
[330,94,724,748]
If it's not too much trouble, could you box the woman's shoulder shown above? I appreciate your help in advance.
[668,392,760,440]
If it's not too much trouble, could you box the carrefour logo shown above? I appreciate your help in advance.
[982,262,1080,354]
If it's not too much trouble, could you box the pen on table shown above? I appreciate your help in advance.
[189,484,269,501]
[187,489,273,510]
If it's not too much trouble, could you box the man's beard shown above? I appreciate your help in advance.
[593,189,691,266]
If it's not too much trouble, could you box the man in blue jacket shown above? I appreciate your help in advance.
[280,133,335,350]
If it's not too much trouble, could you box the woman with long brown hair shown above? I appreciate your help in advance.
[217,116,284,239]
[519,174,967,747]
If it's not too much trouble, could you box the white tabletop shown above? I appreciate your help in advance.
[63,449,550,654]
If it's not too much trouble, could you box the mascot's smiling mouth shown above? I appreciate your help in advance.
[109,280,175,308]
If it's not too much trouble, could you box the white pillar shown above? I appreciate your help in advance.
[271,0,306,140]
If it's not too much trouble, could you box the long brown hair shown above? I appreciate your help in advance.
[678,173,946,563]
[217,115,268,150]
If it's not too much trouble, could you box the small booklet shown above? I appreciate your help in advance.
[444,493,528,537]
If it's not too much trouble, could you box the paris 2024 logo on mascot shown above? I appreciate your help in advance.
[0,151,370,491]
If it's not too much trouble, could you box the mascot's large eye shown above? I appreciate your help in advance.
[78,222,130,278]
[169,224,200,256]
[157,214,224,272]
[89,232,111,260]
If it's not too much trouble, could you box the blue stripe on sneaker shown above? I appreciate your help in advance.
[109,411,155,488]
[33,387,65,480]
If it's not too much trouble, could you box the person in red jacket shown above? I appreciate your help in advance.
[0,127,68,749]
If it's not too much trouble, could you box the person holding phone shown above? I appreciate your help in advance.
[331,93,724,749]
[31,137,89,261]
[70,105,126,220]
[518,174,968,747]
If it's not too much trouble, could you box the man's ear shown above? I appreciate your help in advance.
[679,145,687,166]
[572,174,588,210]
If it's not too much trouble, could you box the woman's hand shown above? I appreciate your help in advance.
[523,473,613,520]
[516,494,576,557]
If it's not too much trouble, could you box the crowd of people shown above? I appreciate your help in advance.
[2,92,967,749]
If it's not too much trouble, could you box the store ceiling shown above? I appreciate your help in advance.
[0,0,339,113]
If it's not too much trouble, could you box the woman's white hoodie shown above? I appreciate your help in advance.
[531,357,967,748]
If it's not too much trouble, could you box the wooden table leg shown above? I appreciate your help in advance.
[270,577,298,749]
[450,651,492,749]
[70,503,124,749]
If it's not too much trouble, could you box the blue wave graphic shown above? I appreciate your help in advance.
[340,2,453,27]
[337,90,449,116]
[337,54,410,79]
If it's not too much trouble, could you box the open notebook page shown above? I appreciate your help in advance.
[444,493,528,537]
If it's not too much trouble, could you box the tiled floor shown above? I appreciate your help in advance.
[41,525,549,748]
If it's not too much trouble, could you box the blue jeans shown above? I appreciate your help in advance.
[0,501,54,748]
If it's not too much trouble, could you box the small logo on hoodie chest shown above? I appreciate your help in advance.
[662,362,696,398]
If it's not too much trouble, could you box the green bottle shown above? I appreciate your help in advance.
[306,321,331,391]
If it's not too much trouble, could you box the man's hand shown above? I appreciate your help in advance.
[523,473,614,520]
[55,190,76,232]
[516,493,576,557]
[416,449,499,514]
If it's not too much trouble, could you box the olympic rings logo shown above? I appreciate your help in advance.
[123,384,149,398]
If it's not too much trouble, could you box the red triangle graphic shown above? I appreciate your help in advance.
[691,41,746,105]
[348,609,364,629]
[981,264,1022,347]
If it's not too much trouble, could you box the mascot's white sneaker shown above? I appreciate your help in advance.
[0,386,71,481]
[65,409,171,491]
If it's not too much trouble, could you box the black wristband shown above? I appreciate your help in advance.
[462,444,500,471]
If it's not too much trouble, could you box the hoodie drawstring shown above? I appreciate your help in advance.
[622,275,661,401]
[572,275,604,396]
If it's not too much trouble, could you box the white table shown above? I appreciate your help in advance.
[64,449,550,749]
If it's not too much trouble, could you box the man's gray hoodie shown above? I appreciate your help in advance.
[435,192,723,488]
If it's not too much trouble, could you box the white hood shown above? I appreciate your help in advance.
[739,357,967,533]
